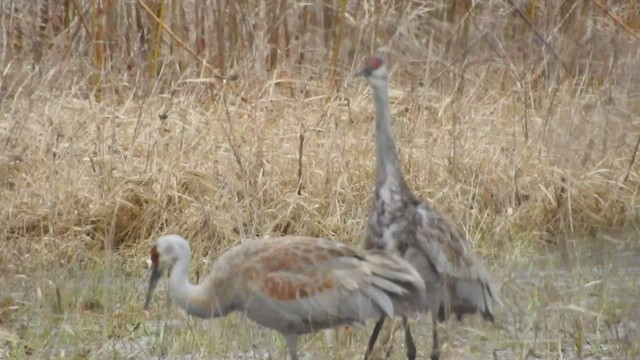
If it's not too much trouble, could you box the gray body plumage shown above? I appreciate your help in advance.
[365,175,501,322]
[143,234,426,360]
[358,56,502,360]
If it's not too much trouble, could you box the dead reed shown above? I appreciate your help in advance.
[1,1,640,359]
[0,0,638,267]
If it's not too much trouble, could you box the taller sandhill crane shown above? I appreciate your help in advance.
[143,234,427,360]
[357,56,503,360]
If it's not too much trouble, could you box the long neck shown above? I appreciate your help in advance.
[372,83,403,184]
[169,254,236,319]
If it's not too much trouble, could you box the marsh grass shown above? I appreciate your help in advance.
[2,0,640,359]
[1,234,638,359]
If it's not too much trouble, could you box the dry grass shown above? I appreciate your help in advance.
[1,0,640,358]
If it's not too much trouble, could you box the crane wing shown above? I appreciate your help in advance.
[412,203,503,320]
[237,237,425,334]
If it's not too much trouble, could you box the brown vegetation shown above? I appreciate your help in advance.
[1,1,640,359]
[1,0,639,264]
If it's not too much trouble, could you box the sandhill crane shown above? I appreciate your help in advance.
[357,56,504,360]
[143,234,427,360]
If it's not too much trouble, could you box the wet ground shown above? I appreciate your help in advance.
[1,233,639,359]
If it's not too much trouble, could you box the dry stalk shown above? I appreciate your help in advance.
[505,0,569,72]
[296,126,305,196]
[91,0,107,95]
[54,285,63,315]
[144,106,170,172]
[219,88,246,179]
[70,0,91,39]
[2,0,640,270]
[136,0,235,80]
[592,0,640,41]
[330,0,348,83]
[623,132,640,184]
[149,0,166,77]
[213,0,226,72]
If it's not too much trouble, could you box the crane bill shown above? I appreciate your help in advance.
[144,266,162,309]
[355,67,369,77]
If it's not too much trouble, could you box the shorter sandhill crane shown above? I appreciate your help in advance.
[143,234,427,360]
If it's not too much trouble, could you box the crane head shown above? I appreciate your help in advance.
[356,56,389,87]
[144,234,190,309]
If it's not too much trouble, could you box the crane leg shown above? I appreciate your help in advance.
[402,316,416,360]
[363,316,385,360]
[430,313,440,360]
[285,334,299,360]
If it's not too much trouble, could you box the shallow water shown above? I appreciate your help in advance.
[485,237,640,360]
[1,234,639,359]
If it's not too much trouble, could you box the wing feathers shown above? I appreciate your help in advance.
[243,237,426,334]
[413,204,503,320]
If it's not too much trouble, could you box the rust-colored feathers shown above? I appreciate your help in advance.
[213,236,426,331]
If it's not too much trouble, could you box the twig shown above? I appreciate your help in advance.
[54,285,63,314]
[130,81,151,150]
[144,107,170,171]
[592,0,640,41]
[543,84,560,140]
[70,0,92,40]
[523,80,529,141]
[344,97,352,123]
[623,132,640,183]
[296,126,305,195]
[505,0,569,73]
[220,91,246,178]
[136,0,237,81]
